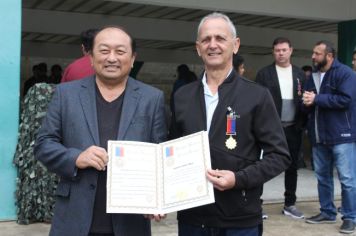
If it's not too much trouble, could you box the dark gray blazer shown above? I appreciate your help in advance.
[35,76,167,236]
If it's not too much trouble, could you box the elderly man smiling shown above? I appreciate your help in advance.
[170,12,290,236]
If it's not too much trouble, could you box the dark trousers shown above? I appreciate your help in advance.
[283,125,302,206]
[178,222,260,236]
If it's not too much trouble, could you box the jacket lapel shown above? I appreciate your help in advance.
[118,77,140,140]
[79,76,100,145]
[271,64,282,101]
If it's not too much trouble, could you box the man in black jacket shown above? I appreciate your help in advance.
[256,37,306,219]
[170,12,291,236]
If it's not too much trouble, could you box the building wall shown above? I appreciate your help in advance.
[0,0,21,220]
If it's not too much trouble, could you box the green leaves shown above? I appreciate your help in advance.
[13,83,59,224]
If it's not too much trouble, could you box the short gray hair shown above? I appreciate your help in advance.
[197,12,237,40]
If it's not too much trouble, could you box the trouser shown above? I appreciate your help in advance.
[312,142,356,222]
[283,125,302,207]
[178,222,261,236]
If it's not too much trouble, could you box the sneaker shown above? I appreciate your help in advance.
[340,219,355,234]
[282,205,304,219]
[305,213,336,224]
[262,212,268,220]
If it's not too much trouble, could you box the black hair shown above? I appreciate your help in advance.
[272,37,292,48]
[302,65,312,72]
[51,64,62,72]
[37,62,47,72]
[233,54,244,70]
[315,40,336,58]
[80,28,99,53]
[93,25,136,53]
[177,64,197,83]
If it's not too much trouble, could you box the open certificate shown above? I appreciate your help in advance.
[106,131,214,214]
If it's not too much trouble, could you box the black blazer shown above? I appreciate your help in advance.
[255,63,306,129]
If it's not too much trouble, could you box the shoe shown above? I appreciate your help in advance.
[340,219,355,234]
[282,205,304,219]
[262,212,268,220]
[305,213,336,224]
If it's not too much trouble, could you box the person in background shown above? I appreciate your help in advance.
[256,37,306,220]
[169,64,197,114]
[37,62,49,82]
[48,64,62,84]
[232,53,245,76]
[23,62,49,96]
[23,64,40,96]
[300,65,314,170]
[35,25,167,236]
[61,28,98,83]
[170,12,290,236]
[303,40,356,234]
[302,65,313,78]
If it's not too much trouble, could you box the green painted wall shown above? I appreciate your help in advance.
[338,20,356,67]
[0,0,21,220]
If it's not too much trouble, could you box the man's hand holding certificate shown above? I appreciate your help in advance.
[107,131,214,214]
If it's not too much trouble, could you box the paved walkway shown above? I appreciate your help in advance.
[1,168,352,236]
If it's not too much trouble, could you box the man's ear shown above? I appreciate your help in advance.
[233,38,240,54]
[81,44,87,55]
[196,41,201,57]
[131,52,137,68]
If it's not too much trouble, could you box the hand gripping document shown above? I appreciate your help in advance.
[107,131,215,214]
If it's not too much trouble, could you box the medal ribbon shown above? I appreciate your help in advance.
[226,115,236,135]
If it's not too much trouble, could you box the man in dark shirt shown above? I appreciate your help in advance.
[170,12,290,236]
[35,26,167,236]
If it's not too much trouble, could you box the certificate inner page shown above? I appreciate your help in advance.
[107,141,158,213]
[161,131,214,213]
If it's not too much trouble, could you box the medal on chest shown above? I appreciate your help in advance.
[225,106,237,150]
[297,78,302,96]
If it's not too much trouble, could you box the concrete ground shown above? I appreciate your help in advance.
[1,168,354,236]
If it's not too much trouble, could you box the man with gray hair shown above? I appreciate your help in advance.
[170,12,290,236]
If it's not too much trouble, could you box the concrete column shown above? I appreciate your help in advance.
[0,0,21,220]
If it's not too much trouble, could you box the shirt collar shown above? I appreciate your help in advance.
[201,68,233,96]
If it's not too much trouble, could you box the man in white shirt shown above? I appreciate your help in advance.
[256,37,306,219]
